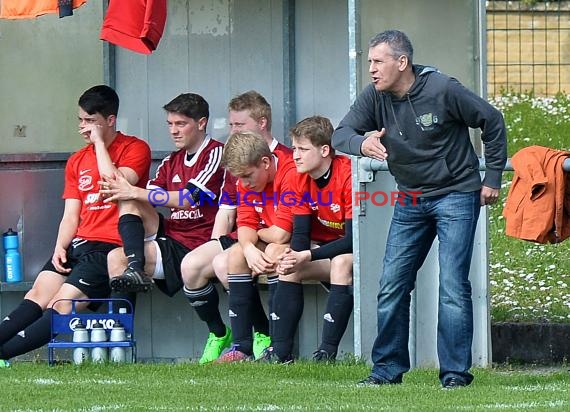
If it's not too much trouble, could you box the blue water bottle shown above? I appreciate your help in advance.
[3,228,22,283]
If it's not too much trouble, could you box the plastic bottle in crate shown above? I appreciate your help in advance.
[109,320,127,363]
[90,320,108,363]
[72,320,89,365]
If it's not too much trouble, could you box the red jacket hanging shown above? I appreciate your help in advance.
[503,145,570,243]
[100,0,167,55]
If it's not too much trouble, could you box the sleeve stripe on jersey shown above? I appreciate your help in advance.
[190,145,223,189]
[147,154,171,189]
[218,169,236,206]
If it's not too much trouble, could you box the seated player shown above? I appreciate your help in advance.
[0,85,150,366]
[260,116,354,363]
[216,131,296,362]
[102,93,226,304]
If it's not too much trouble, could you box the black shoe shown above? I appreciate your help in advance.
[257,347,294,364]
[357,375,392,386]
[312,349,336,363]
[110,267,153,293]
[442,377,467,389]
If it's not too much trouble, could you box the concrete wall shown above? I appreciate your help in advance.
[0,1,106,154]
[359,0,482,92]
[114,0,291,147]
[114,0,350,148]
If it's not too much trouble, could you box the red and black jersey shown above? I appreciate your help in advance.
[148,136,225,250]
[236,150,296,234]
[270,138,293,158]
[293,155,352,243]
[64,132,151,245]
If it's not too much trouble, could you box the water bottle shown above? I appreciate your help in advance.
[90,321,108,363]
[3,228,22,283]
[109,320,127,363]
[72,320,89,365]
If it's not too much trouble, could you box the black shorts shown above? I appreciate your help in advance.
[42,238,119,300]
[152,212,237,296]
[218,234,237,250]
[152,235,236,296]
[153,217,191,297]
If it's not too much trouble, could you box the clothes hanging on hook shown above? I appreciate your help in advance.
[100,0,167,55]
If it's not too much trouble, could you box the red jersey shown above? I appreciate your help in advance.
[100,0,167,55]
[64,132,151,245]
[236,150,296,233]
[148,137,225,250]
[293,155,353,243]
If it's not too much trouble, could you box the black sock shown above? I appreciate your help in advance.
[118,214,146,271]
[184,283,226,337]
[227,274,255,355]
[320,284,353,355]
[0,308,56,360]
[266,275,278,336]
[272,281,304,361]
[250,282,269,336]
[0,299,43,346]
[110,291,137,314]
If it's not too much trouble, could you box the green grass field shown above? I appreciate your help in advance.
[1,362,569,411]
[489,93,570,323]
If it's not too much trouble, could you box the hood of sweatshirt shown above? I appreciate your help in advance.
[379,64,483,196]
[407,65,439,96]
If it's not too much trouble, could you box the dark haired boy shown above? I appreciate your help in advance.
[0,85,151,366]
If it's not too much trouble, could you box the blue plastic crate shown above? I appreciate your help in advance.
[47,298,136,365]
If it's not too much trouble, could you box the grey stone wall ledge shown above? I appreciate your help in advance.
[0,151,173,171]
[0,281,34,292]
[492,322,570,364]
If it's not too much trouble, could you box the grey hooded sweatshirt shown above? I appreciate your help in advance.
[332,65,507,197]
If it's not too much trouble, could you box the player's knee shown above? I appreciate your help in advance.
[226,243,248,273]
[24,287,49,310]
[264,243,287,260]
[279,272,302,282]
[226,243,243,262]
[107,247,126,277]
[180,253,201,287]
[331,254,353,274]
[330,254,353,285]
[212,254,229,288]
[212,253,226,274]
[49,298,74,314]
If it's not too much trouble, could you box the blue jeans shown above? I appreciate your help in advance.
[370,190,480,385]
